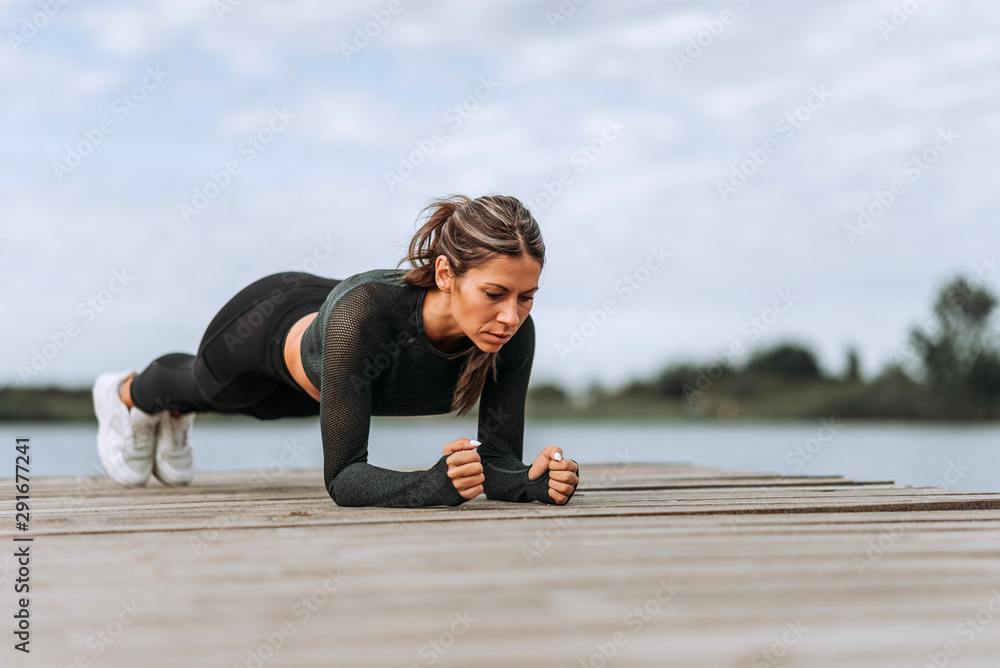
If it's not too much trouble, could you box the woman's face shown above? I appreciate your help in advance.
[449,253,542,352]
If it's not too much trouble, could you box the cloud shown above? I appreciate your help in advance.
[2,0,999,390]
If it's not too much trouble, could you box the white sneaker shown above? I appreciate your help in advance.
[131,406,161,465]
[153,412,195,486]
[93,370,154,486]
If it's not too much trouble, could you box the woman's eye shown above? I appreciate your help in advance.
[486,292,533,301]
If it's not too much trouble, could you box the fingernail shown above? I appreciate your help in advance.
[470,439,481,446]
[553,452,562,461]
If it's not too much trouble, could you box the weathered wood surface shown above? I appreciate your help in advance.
[2,463,999,667]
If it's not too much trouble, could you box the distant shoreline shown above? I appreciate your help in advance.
[3,384,997,423]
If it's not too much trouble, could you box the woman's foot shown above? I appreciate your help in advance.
[93,370,155,486]
[153,411,195,486]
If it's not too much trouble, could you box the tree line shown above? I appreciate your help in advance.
[2,276,998,421]
[527,276,1000,420]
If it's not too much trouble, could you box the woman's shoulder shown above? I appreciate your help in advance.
[312,267,419,327]
[300,268,420,365]
[327,268,413,304]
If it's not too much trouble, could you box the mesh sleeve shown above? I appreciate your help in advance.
[320,288,467,508]
[477,315,562,504]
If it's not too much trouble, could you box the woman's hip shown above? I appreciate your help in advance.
[194,271,340,393]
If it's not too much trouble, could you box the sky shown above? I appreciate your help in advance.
[2,0,998,394]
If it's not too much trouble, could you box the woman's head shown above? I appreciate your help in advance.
[397,194,545,416]
[431,252,541,352]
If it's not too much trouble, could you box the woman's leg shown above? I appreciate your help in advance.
[128,353,215,414]
[129,271,339,418]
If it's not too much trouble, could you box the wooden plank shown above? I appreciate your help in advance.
[1,462,999,667]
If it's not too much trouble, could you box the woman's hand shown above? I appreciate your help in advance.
[528,446,580,505]
[443,438,484,500]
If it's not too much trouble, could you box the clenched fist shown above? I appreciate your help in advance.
[528,446,580,505]
[443,438,485,500]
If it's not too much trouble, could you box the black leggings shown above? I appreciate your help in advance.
[130,272,340,419]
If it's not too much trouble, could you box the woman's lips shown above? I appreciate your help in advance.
[486,332,511,343]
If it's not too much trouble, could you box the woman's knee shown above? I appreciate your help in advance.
[131,353,207,413]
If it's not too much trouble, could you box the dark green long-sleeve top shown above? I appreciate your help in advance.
[299,268,557,508]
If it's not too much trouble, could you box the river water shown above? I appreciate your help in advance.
[2,418,998,493]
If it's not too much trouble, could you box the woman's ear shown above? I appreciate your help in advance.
[434,255,452,293]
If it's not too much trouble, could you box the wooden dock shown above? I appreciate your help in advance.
[4,463,1000,667]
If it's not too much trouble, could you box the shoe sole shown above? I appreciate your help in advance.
[153,468,194,486]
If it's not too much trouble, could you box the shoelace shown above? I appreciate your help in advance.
[131,420,157,454]
[168,416,192,453]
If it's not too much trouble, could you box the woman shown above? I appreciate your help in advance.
[92,194,580,507]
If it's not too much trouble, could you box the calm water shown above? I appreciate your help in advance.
[2,418,998,493]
